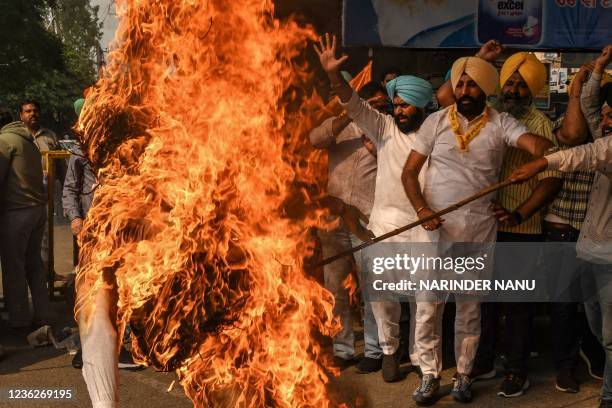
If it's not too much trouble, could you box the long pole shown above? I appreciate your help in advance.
[314,180,513,268]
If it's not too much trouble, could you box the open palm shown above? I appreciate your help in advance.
[314,33,348,74]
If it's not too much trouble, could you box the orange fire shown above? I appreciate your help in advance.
[75,0,342,406]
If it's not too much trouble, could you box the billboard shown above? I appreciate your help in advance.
[343,0,612,49]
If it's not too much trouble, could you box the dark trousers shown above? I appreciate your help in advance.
[0,205,50,327]
[544,222,601,371]
[474,231,541,374]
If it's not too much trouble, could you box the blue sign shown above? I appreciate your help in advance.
[343,0,612,49]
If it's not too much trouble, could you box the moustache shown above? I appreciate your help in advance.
[503,93,522,101]
[457,96,477,105]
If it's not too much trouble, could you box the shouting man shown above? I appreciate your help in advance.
[315,33,433,383]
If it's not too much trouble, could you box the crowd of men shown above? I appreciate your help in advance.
[312,36,612,406]
[0,37,610,408]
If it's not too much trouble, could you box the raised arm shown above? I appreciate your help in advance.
[401,150,443,231]
[581,45,611,141]
[436,40,503,108]
[314,33,352,103]
[314,33,389,144]
[556,63,592,146]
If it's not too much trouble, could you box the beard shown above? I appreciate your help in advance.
[394,110,424,133]
[494,92,532,118]
[456,94,487,117]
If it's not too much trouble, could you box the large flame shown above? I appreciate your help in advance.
[75,1,341,406]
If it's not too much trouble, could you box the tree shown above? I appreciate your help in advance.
[0,0,102,133]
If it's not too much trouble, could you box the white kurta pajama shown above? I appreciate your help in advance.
[342,91,429,361]
[411,105,528,376]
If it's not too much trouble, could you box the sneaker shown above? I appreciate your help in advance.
[355,357,382,374]
[497,372,530,398]
[555,368,579,393]
[382,352,401,382]
[580,347,605,380]
[118,347,145,370]
[413,374,440,405]
[72,350,83,369]
[452,373,474,403]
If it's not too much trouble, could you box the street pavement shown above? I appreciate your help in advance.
[0,225,605,407]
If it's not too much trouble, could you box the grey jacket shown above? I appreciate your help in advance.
[62,145,96,221]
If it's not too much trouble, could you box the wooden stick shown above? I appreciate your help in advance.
[314,179,513,268]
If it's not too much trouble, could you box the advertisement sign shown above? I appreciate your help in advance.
[343,0,612,49]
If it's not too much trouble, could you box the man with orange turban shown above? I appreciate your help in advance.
[436,42,564,399]
[472,47,564,399]
[402,44,556,404]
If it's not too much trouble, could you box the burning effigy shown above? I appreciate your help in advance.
[75,0,339,406]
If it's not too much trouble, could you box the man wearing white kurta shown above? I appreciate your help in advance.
[341,81,431,376]
[402,56,554,404]
[314,34,433,382]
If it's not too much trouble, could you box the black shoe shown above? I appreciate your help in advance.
[382,352,401,382]
[600,399,612,408]
[413,374,440,405]
[71,350,83,369]
[497,372,529,398]
[556,368,579,393]
[452,373,474,403]
[581,347,605,380]
[355,357,382,374]
[118,347,145,371]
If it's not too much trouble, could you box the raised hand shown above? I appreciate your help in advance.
[476,40,503,62]
[594,45,612,72]
[313,33,349,75]
[570,62,594,96]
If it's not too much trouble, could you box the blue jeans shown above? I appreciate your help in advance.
[318,223,382,359]
[582,261,612,401]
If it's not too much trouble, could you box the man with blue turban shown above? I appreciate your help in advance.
[315,33,433,383]
[385,76,433,134]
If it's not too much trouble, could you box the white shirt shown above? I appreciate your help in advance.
[309,117,377,217]
[546,135,612,263]
[413,105,528,242]
[342,91,429,243]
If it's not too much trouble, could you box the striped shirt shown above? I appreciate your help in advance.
[497,105,561,234]
[546,169,595,231]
